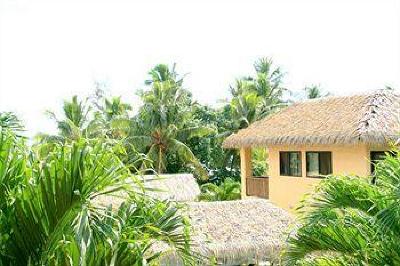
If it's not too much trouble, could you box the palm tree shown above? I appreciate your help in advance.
[304,84,330,99]
[129,64,213,179]
[43,95,101,142]
[91,95,132,139]
[228,57,287,127]
[104,96,132,120]
[0,129,192,265]
[230,92,259,129]
[221,58,286,180]
[282,151,400,265]
[0,112,24,134]
[252,57,287,118]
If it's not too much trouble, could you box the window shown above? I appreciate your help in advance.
[370,151,388,174]
[306,152,332,177]
[280,152,302,176]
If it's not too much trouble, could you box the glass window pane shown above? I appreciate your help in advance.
[290,152,301,176]
[319,152,332,175]
[307,152,319,176]
[280,152,301,176]
[280,152,289,176]
[306,152,332,177]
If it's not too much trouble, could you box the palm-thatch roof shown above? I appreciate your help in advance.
[142,174,201,202]
[96,174,292,265]
[95,174,201,207]
[186,199,291,265]
[223,90,400,148]
[160,199,292,266]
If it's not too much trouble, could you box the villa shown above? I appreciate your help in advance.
[223,90,400,210]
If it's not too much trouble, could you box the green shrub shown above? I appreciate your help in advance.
[199,178,241,201]
[0,129,192,265]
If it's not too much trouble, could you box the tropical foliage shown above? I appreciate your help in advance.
[128,64,214,180]
[41,95,100,143]
[0,111,24,134]
[198,178,241,201]
[304,84,330,99]
[205,57,286,182]
[0,128,192,265]
[92,90,132,139]
[229,57,286,128]
[282,151,400,265]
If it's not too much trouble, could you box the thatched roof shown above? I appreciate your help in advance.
[187,199,291,265]
[96,174,292,265]
[141,174,201,202]
[161,199,292,265]
[95,174,201,208]
[223,90,400,148]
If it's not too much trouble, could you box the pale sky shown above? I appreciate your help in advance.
[0,0,399,137]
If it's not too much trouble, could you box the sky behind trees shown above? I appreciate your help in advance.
[0,0,399,136]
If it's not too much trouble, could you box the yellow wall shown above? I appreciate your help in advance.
[267,144,371,211]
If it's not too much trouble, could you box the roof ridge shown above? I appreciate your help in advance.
[356,89,398,139]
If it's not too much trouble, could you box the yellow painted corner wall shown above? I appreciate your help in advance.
[267,144,370,211]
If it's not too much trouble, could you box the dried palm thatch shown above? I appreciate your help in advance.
[96,175,292,265]
[186,199,292,265]
[159,199,292,265]
[95,173,201,208]
[141,174,201,202]
[223,90,400,148]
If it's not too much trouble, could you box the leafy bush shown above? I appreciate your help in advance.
[252,148,268,177]
[0,129,192,265]
[282,151,400,265]
[198,178,241,201]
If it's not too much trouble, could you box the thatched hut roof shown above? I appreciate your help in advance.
[96,174,292,265]
[184,199,292,265]
[223,90,400,148]
[160,199,292,265]
[95,174,201,208]
[142,174,201,202]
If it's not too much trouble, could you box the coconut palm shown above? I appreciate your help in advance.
[104,96,131,119]
[92,95,133,139]
[145,63,184,85]
[304,85,330,99]
[252,57,287,118]
[282,151,400,265]
[0,112,24,134]
[230,92,259,129]
[220,58,286,181]
[228,57,286,128]
[43,95,101,143]
[0,129,192,265]
[129,64,213,179]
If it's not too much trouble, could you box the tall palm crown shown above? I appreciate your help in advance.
[304,85,329,99]
[104,96,132,120]
[44,95,100,142]
[229,57,286,129]
[130,64,213,179]
[283,151,400,265]
[0,112,24,135]
[91,94,132,139]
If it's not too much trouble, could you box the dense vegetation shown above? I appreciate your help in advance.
[37,58,323,185]
[0,119,192,265]
[0,57,334,264]
[198,178,241,201]
[283,152,400,265]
